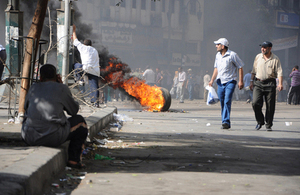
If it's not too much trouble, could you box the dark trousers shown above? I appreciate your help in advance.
[287,85,300,105]
[67,115,88,163]
[252,79,276,128]
[0,50,6,80]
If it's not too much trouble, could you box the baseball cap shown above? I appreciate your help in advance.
[259,41,272,47]
[214,38,229,47]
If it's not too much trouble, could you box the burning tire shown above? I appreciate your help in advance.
[160,87,172,112]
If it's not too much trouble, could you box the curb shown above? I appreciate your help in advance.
[0,106,117,195]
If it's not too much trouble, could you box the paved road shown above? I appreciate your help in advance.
[45,99,300,195]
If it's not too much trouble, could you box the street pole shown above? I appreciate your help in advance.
[18,0,48,117]
[62,0,70,84]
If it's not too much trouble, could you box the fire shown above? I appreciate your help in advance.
[101,59,165,111]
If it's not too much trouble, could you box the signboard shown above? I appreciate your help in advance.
[272,35,298,51]
[276,11,299,29]
[102,29,133,44]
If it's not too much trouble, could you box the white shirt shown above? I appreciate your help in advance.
[0,44,5,51]
[178,71,186,82]
[74,39,100,77]
[214,49,244,84]
[143,69,155,84]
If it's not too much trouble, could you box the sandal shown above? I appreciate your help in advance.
[67,162,86,169]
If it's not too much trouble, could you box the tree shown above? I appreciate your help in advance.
[18,0,48,116]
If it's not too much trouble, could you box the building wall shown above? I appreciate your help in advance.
[74,0,204,71]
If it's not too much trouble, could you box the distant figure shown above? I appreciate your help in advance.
[177,67,186,103]
[203,71,211,102]
[186,68,195,101]
[0,44,6,80]
[21,64,88,169]
[172,71,179,99]
[287,65,300,105]
[280,78,288,102]
[156,67,163,87]
[142,66,155,86]
[209,38,244,129]
[250,41,283,131]
[73,25,100,107]
[244,70,253,103]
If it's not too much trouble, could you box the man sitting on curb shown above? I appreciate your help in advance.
[21,64,88,169]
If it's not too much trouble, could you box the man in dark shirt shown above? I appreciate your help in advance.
[22,64,88,169]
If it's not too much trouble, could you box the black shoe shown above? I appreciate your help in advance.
[266,126,272,131]
[255,124,263,130]
[221,123,230,129]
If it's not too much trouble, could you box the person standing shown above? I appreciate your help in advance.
[208,38,244,129]
[203,71,211,102]
[73,25,100,107]
[250,41,283,131]
[287,65,300,105]
[21,64,88,169]
[0,44,6,80]
[186,68,195,101]
[244,70,253,103]
[142,66,156,86]
[177,67,186,103]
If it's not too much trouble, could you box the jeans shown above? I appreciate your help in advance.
[86,73,99,103]
[217,79,237,127]
[188,84,194,100]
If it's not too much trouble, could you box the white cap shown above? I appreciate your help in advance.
[214,38,229,47]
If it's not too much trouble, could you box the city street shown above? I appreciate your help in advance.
[45,99,300,195]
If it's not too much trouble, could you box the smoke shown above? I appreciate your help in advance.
[19,1,93,60]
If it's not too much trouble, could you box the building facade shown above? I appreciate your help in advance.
[75,0,204,72]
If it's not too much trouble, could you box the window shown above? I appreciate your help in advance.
[132,0,136,8]
[151,1,156,11]
[141,0,146,10]
[189,0,197,15]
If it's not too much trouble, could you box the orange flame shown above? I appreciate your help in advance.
[102,60,165,111]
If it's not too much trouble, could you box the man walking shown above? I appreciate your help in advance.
[287,65,300,105]
[73,25,100,107]
[209,38,244,129]
[177,67,186,103]
[250,41,283,131]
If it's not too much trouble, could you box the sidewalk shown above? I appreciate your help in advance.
[0,102,117,195]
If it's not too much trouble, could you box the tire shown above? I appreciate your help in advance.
[160,87,172,112]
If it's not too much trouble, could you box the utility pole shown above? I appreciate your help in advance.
[18,0,48,117]
[62,0,70,84]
